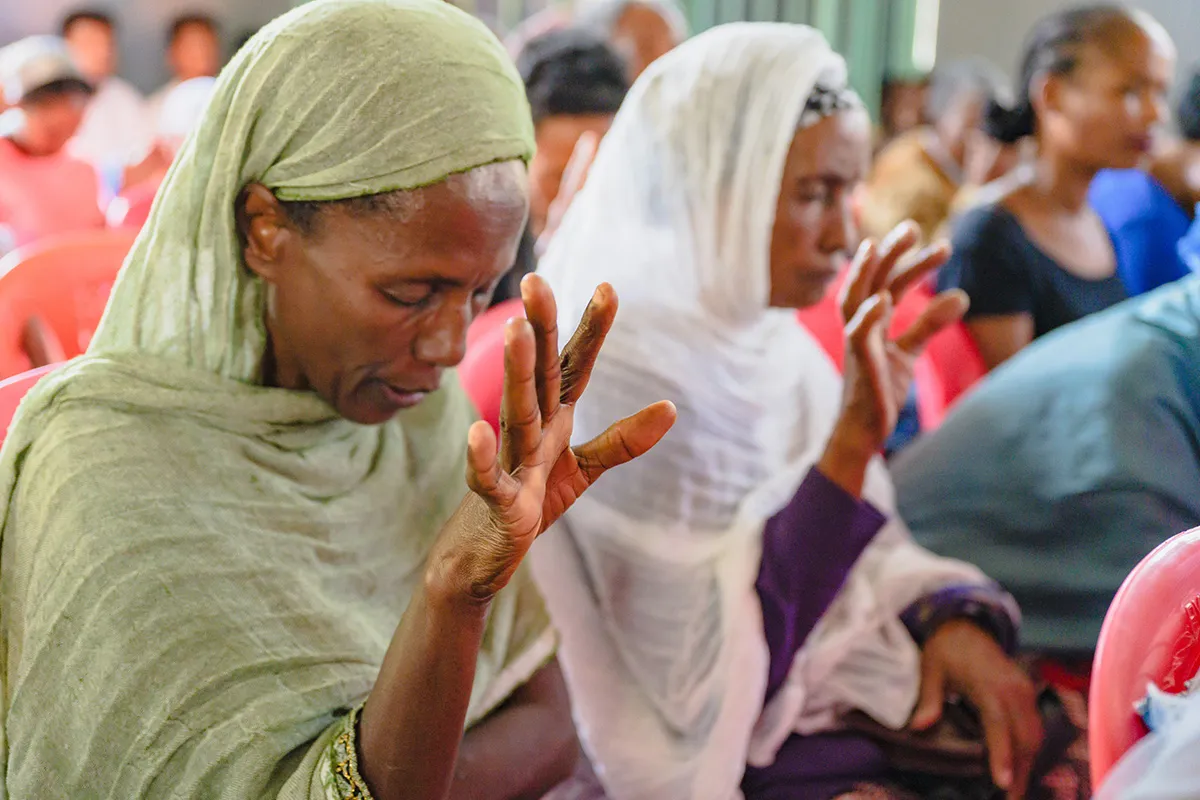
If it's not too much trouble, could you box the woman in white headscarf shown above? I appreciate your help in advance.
[535,22,1059,800]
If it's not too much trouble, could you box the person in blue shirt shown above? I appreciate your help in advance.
[1089,62,1200,296]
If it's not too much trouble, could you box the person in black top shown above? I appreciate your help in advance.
[490,28,628,307]
[938,6,1175,370]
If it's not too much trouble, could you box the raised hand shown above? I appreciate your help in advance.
[818,221,967,496]
[433,274,676,601]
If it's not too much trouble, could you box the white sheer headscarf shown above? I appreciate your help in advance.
[534,22,994,800]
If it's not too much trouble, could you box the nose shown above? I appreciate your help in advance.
[1148,92,1168,128]
[819,192,857,256]
[413,298,472,367]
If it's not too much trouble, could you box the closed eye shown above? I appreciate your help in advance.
[382,284,435,308]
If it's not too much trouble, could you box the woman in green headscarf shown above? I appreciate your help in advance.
[0,1,675,798]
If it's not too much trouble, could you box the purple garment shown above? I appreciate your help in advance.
[758,468,887,702]
[745,467,1020,800]
[746,468,890,799]
[742,732,889,800]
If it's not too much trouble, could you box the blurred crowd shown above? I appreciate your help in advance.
[0,9,220,252]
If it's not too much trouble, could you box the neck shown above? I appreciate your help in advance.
[260,314,306,391]
[1029,148,1096,213]
[7,135,48,158]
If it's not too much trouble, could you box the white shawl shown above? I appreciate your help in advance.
[534,22,992,800]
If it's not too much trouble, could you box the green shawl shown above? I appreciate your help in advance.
[0,1,550,797]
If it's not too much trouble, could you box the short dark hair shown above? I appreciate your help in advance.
[926,59,1007,122]
[170,13,219,43]
[516,28,628,126]
[23,78,94,106]
[984,5,1151,144]
[1178,65,1200,141]
[61,9,115,36]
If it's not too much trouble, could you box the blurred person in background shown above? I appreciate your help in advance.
[0,35,105,254]
[878,74,929,147]
[148,14,222,121]
[491,27,627,306]
[61,9,152,170]
[107,76,218,229]
[503,6,572,58]
[864,59,1010,244]
[894,272,1200,762]
[938,6,1174,371]
[1088,61,1200,297]
[576,0,687,82]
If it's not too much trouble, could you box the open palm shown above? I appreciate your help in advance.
[836,222,968,454]
[445,275,676,600]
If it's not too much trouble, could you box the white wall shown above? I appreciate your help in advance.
[937,0,1200,92]
[0,0,292,93]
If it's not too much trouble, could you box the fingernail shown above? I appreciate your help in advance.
[996,768,1012,788]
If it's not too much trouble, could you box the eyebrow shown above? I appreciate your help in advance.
[797,173,860,184]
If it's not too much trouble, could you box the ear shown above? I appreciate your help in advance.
[1031,72,1060,119]
[237,183,290,283]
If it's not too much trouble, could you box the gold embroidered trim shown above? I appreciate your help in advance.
[326,706,374,800]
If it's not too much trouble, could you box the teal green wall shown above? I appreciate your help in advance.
[676,0,927,120]
[295,0,932,119]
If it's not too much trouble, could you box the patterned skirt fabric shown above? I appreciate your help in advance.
[836,658,1092,800]
[546,657,1092,800]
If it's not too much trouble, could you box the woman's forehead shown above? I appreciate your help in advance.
[787,112,871,177]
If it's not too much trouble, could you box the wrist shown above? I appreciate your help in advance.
[423,547,496,614]
[817,424,877,497]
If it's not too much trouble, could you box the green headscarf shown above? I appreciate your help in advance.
[0,1,547,797]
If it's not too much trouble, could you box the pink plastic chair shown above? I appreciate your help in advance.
[0,229,137,379]
[467,299,523,351]
[1089,527,1200,788]
[0,365,58,449]
[107,181,160,230]
[796,287,846,371]
[461,299,525,435]
[914,318,988,431]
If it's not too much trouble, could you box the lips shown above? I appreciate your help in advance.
[378,383,429,410]
[1128,134,1154,154]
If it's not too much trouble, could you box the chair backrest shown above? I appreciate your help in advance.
[1089,526,1200,787]
[467,299,523,351]
[0,365,58,449]
[914,320,988,430]
[795,288,845,371]
[0,229,137,379]
[107,182,160,231]
[461,299,525,435]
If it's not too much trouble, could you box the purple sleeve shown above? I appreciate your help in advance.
[899,584,1021,655]
[758,467,886,703]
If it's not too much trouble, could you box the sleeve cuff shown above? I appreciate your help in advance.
[318,705,375,800]
[900,583,1021,655]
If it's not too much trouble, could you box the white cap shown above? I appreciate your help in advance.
[0,36,93,105]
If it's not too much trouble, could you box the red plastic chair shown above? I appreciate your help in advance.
[796,287,846,371]
[0,365,58,449]
[107,181,160,230]
[913,314,988,431]
[467,299,523,351]
[461,299,525,435]
[1089,527,1200,788]
[795,273,984,435]
[0,230,137,379]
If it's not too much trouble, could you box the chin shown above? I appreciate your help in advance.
[327,392,396,426]
[341,407,399,426]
